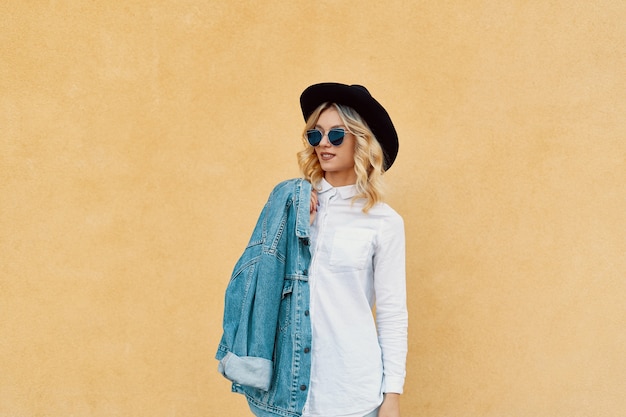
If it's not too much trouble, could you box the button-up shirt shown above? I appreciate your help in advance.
[302,178,408,417]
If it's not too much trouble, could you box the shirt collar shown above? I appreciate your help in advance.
[318,178,357,200]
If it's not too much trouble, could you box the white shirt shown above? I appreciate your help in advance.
[302,179,408,417]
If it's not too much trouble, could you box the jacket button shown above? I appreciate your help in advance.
[304,310,309,316]
[302,269,308,275]
[300,385,307,391]
[304,347,310,353]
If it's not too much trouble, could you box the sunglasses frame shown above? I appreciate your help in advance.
[306,127,349,147]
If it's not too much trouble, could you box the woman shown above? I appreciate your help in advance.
[298,83,407,417]
[217,83,407,417]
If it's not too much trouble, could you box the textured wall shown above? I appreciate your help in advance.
[1,1,625,416]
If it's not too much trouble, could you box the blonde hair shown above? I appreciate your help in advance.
[297,102,386,212]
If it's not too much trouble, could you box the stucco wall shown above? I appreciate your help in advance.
[1,1,625,416]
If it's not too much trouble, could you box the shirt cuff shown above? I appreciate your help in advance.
[383,376,405,394]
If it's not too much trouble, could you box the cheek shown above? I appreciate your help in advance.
[345,138,357,158]
[343,145,356,162]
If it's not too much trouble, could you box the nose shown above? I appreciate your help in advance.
[318,132,332,147]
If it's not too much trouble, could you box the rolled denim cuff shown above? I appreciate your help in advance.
[218,351,273,391]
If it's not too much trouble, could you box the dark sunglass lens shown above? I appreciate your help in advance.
[328,129,346,146]
[306,130,322,146]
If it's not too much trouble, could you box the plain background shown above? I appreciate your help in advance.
[1,1,625,416]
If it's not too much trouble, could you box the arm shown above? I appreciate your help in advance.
[373,213,408,408]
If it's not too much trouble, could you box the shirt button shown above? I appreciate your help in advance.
[300,385,307,391]
[304,347,310,353]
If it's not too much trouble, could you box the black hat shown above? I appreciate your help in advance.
[300,82,399,170]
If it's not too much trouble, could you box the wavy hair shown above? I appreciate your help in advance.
[297,102,386,212]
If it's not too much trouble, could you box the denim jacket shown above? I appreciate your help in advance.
[216,178,312,417]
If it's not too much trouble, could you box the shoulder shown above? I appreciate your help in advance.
[370,201,404,224]
[271,177,304,191]
[366,202,405,241]
[268,178,311,200]
[369,203,405,247]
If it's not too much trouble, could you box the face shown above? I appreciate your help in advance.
[313,107,357,186]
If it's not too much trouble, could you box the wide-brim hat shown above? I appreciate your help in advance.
[300,82,399,170]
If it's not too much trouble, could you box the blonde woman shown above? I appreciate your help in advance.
[217,83,406,417]
[298,83,407,417]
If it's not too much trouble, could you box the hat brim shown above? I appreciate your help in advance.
[300,83,398,170]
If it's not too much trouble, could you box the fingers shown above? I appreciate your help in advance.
[310,190,318,225]
[310,190,318,214]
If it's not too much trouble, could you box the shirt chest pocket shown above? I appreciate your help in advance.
[329,228,375,271]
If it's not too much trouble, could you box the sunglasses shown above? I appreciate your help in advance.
[306,128,349,147]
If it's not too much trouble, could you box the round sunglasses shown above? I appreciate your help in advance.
[306,128,349,147]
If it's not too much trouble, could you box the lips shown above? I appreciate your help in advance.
[320,152,335,161]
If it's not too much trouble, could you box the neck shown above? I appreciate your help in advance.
[324,172,357,187]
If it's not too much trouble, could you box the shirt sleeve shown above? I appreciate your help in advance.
[373,212,408,394]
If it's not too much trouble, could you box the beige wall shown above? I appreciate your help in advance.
[1,1,625,416]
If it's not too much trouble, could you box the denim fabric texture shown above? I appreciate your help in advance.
[217,178,312,417]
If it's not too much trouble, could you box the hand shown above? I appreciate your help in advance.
[309,189,318,225]
[378,393,400,417]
